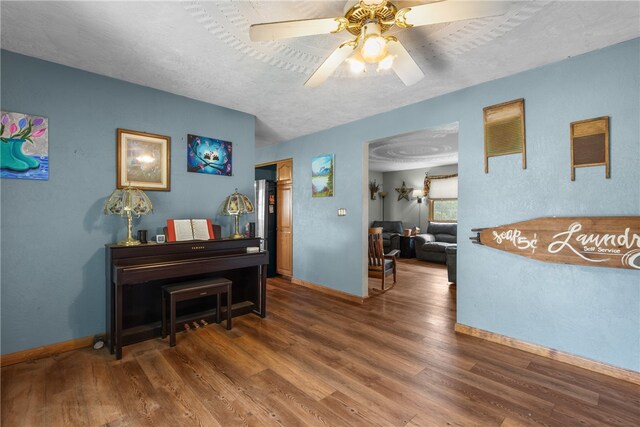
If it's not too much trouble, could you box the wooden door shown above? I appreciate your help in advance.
[276,159,293,276]
[276,181,293,276]
[277,161,292,182]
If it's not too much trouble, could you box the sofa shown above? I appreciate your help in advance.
[445,246,457,283]
[415,222,457,264]
[370,220,403,252]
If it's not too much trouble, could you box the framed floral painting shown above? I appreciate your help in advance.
[0,111,49,180]
[117,128,171,191]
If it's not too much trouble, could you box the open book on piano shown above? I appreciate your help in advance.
[166,219,215,241]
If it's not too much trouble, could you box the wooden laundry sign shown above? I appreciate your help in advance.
[470,217,640,270]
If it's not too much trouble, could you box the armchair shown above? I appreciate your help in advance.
[415,222,457,264]
[445,245,457,283]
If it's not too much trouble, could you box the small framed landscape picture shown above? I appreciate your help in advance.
[187,134,232,176]
[117,129,171,191]
[311,153,334,198]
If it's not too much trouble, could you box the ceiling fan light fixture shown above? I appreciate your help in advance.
[250,0,508,87]
[362,36,387,62]
[360,22,387,63]
[376,53,395,71]
[347,52,366,74]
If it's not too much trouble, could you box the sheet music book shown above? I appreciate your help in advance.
[166,219,215,242]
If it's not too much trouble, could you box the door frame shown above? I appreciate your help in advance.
[255,158,294,277]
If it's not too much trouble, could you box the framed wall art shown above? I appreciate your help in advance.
[1,110,49,180]
[395,181,413,201]
[483,98,526,173]
[570,116,609,181]
[311,154,334,197]
[187,134,232,176]
[117,128,171,191]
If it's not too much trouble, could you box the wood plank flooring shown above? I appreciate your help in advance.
[2,260,640,426]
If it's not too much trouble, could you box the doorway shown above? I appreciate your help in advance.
[365,124,459,292]
[255,159,293,278]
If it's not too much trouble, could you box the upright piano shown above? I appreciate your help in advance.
[106,237,267,359]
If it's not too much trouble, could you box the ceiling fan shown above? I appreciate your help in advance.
[249,0,508,87]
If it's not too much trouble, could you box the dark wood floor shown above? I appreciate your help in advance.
[2,260,639,426]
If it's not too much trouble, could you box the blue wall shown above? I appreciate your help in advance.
[2,40,638,370]
[1,51,256,354]
[257,39,640,371]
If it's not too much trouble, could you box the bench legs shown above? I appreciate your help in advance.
[170,296,177,347]
[161,287,232,347]
[161,290,167,339]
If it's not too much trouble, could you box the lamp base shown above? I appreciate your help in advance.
[231,215,244,239]
[117,214,141,246]
[118,237,141,246]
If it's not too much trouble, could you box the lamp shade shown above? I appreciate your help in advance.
[104,187,153,217]
[220,188,254,216]
[361,22,387,63]
[220,189,255,239]
[412,189,424,201]
[104,187,153,246]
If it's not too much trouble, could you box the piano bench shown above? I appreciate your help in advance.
[161,278,232,347]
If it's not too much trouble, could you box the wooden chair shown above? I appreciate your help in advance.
[368,227,400,291]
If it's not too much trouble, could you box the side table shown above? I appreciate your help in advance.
[399,235,416,258]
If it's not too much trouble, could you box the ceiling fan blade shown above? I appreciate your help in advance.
[305,41,357,88]
[396,1,509,28]
[386,39,424,86]
[250,17,348,42]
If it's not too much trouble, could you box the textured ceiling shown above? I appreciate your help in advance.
[1,1,639,151]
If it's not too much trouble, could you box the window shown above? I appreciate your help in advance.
[428,198,457,222]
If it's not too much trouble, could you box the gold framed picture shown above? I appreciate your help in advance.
[117,128,171,191]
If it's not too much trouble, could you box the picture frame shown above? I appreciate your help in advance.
[117,128,171,191]
[483,98,526,173]
[311,153,334,197]
[570,116,609,181]
[1,110,49,181]
[187,134,232,176]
